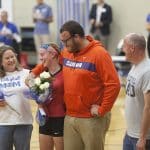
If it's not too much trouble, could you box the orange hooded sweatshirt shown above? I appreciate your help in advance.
[31,36,120,118]
[61,36,120,117]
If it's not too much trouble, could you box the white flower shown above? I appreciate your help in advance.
[39,82,49,90]
[39,84,45,90]
[30,71,52,97]
[40,71,51,79]
[34,77,41,86]
[43,82,49,89]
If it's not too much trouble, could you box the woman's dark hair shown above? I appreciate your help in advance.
[60,20,85,37]
[0,45,22,77]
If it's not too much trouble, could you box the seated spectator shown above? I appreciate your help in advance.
[0,10,21,57]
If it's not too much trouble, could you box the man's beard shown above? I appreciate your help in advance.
[68,41,80,53]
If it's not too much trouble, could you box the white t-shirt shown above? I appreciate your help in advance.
[0,69,33,125]
[125,58,150,139]
[96,5,103,24]
[96,4,106,24]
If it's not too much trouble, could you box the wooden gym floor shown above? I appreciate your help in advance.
[30,88,126,150]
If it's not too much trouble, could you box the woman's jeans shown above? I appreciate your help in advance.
[0,125,33,150]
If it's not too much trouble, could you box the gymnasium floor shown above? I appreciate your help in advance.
[30,88,126,150]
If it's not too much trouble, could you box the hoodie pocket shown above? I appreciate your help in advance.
[64,93,90,114]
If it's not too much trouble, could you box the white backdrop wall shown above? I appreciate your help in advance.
[2,0,150,53]
[105,0,150,54]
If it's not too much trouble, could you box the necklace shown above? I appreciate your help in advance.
[49,65,61,75]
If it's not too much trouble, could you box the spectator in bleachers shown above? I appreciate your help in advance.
[0,10,21,56]
[33,0,53,63]
[89,0,112,49]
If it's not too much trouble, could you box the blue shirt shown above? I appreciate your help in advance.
[33,3,53,34]
[147,14,150,23]
[0,22,19,46]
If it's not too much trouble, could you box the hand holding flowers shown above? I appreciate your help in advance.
[36,107,47,126]
[29,71,53,104]
[27,71,53,126]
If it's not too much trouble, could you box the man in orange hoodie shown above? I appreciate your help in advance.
[60,20,120,150]
[30,20,120,150]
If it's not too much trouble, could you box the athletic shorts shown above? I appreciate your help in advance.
[39,117,64,137]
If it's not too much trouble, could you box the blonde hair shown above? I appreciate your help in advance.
[40,42,60,55]
[0,45,22,77]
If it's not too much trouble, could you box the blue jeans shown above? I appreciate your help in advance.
[123,133,150,150]
[0,125,33,150]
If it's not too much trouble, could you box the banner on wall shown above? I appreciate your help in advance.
[57,0,90,42]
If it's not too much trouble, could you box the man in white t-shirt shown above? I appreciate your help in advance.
[122,33,150,150]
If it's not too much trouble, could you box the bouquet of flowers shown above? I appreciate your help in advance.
[29,71,53,104]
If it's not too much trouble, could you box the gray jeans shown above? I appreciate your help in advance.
[92,29,109,50]
[0,125,33,150]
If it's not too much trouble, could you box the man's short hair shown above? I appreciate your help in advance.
[60,20,85,37]
[126,33,146,50]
